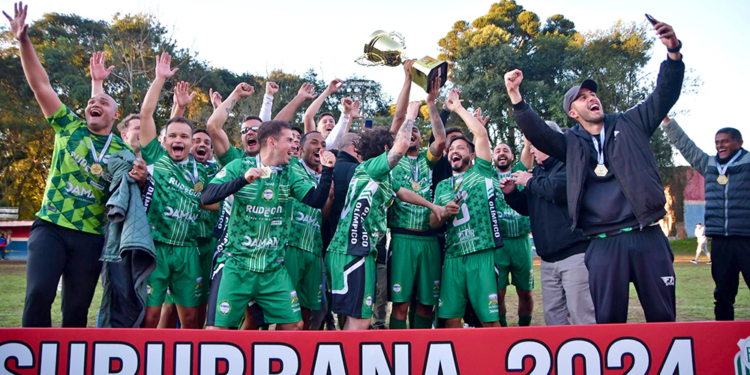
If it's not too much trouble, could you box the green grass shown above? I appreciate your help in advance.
[0,238,747,327]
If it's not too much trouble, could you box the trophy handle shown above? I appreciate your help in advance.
[388,31,407,49]
[355,54,385,67]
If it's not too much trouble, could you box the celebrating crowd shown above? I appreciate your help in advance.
[5,2,748,331]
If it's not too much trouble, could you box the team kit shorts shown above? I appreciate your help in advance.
[284,246,323,310]
[326,252,376,319]
[495,236,534,291]
[438,249,499,323]
[146,242,202,307]
[388,234,441,306]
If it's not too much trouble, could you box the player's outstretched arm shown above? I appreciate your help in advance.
[445,89,491,162]
[259,81,278,122]
[139,52,178,148]
[426,77,446,158]
[4,2,62,117]
[302,79,341,133]
[206,83,254,158]
[275,82,318,123]
[390,59,416,134]
[396,187,442,221]
[171,81,196,119]
[90,51,114,97]
[387,101,421,169]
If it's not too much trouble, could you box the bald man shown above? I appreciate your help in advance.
[6,3,145,327]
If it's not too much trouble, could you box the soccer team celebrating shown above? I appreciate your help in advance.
[8,2,749,331]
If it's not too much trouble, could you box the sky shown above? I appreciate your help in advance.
[3,0,749,165]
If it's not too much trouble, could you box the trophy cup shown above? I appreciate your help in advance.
[355,30,448,93]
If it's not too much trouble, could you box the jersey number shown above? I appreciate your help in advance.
[452,203,470,227]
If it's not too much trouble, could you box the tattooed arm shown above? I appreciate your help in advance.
[387,101,421,169]
[426,77,446,159]
[206,83,254,158]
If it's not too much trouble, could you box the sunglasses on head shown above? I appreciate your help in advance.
[241,126,260,135]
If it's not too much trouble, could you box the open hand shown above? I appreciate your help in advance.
[473,107,490,126]
[155,52,178,80]
[209,88,222,110]
[3,2,28,42]
[350,99,363,119]
[90,51,114,81]
[174,81,196,108]
[326,79,344,94]
[297,82,317,101]
[444,89,464,112]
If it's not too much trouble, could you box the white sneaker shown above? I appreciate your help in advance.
[690,260,698,264]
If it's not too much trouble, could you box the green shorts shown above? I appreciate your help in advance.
[207,262,301,327]
[438,249,499,323]
[326,252,376,319]
[495,236,534,291]
[164,237,216,305]
[146,242,202,307]
[284,246,323,310]
[389,234,441,305]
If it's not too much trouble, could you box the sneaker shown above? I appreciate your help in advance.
[707,261,712,265]
[689,260,698,264]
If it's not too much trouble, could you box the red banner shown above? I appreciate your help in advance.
[2,322,750,374]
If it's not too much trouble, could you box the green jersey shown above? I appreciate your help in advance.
[38,104,131,235]
[493,162,531,238]
[217,145,245,168]
[142,138,208,247]
[434,157,504,258]
[289,160,324,255]
[196,162,222,239]
[329,152,401,257]
[388,150,438,231]
[211,156,314,272]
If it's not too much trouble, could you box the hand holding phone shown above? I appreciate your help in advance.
[645,14,657,26]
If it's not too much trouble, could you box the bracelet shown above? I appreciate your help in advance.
[667,39,682,53]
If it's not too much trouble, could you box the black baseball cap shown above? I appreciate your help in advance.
[563,79,598,114]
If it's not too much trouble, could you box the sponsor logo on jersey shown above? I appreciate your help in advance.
[290,291,299,305]
[168,177,201,198]
[488,293,498,306]
[393,283,402,294]
[295,212,321,228]
[216,169,227,178]
[271,220,283,226]
[661,276,675,286]
[64,182,97,200]
[242,236,279,249]
[246,204,283,218]
[433,280,440,290]
[163,206,199,222]
[219,301,231,315]
[263,188,274,201]
[457,227,476,241]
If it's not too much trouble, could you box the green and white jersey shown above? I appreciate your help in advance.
[211,156,314,272]
[434,157,504,258]
[288,160,324,255]
[329,152,402,257]
[217,145,245,168]
[493,162,531,238]
[142,138,208,247]
[38,104,131,235]
[196,162,222,239]
[388,150,438,231]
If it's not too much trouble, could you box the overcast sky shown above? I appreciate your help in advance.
[4,0,748,164]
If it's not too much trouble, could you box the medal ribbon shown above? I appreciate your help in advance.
[183,159,199,185]
[257,156,283,173]
[409,157,419,184]
[88,133,114,165]
[300,159,321,187]
[590,125,605,167]
[716,149,742,177]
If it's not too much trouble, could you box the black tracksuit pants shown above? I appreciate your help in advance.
[711,235,750,321]
[584,225,676,323]
[23,219,104,327]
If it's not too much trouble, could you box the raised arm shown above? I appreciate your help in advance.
[206,83,254,157]
[325,97,355,150]
[390,59,416,134]
[662,117,710,175]
[170,81,196,119]
[505,70,567,161]
[426,77,446,158]
[388,102,421,168]
[90,51,114,97]
[444,89,491,162]
[259,82,278,122]
[275,82,317,123]
[4,3,62,117]
[520,136,533,170]
[139,52,178,147]
[303,79,342,133]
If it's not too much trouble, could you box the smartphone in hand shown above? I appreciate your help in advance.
[645,14,658,26]
[365,119,373,129]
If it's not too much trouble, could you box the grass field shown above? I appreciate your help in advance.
[1,238,748,327]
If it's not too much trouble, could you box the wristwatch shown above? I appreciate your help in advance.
[667,39,682,53]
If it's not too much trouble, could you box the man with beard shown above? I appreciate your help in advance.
[304,79,361,150]
[662,117,748,320]
[430,90,503,328]
[500,121,595,326]
[327,103,443,331]
[286,131,334,329]
[201,121,335,330]
[505,17,684,323]
[6,4,145,326]
[387,77,446,330]
[138,52,218,329]
[492,142,534,327]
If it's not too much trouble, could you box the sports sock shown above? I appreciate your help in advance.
[519,315,532,326]
[413,314,433,329]
[499,314,508,327]
[389,316,407,329]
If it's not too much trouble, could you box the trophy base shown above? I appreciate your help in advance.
[412,56,448,93]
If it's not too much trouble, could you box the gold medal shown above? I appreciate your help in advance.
[717,175,728,185]
[90,163,103,176]
[411,181,421,191]
[260,167,272,179]
[594,164,608,177]
[194,182,204,192]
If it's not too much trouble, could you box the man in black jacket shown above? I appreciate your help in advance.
[504,18,684,323]
[500,121,595,325]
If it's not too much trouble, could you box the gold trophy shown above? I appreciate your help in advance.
[355,30,448,92]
